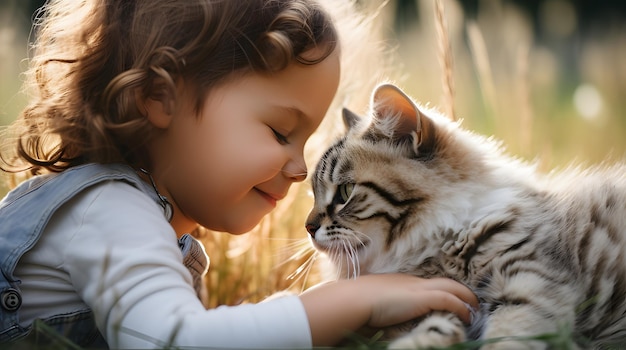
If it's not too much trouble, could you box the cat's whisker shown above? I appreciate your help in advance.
[347,244,357,279]
[344,240,360,280]
[345,242,355,280]
[351,244,361,278]
[331,248,342,281]
[286,240,315,260]
[286,249,315,280]
[353,231,370,247]
[338,252,345,280]
[286,252,318,293]
[275,239,311,261]
[304,254,324,291]
[352,245,361,278]
[349,256,356,280]
[342,241,352,279]
[341,242,352,280]
[336,244,344,279]
[267,237,322,293]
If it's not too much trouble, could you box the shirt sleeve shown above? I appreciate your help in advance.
[62,181,312,349]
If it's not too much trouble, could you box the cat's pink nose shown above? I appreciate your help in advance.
[305,224,319,239]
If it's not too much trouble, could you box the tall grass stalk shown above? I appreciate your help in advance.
[434,0,456,121]
[514,43,534,157]
[466,20,498,122]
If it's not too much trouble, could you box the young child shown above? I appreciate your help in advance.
[0,0,477,348]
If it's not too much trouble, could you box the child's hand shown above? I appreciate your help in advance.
[355,274,478,327]
[300,273,478,346]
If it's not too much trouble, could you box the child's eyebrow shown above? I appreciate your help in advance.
[277,106,304,118]
[271,105,321,131]
[273,105,307,124]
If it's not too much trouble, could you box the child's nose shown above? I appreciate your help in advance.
[285,168,307,182]
[283,160,307,182]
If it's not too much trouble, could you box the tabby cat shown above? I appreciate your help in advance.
[305,83,626,349]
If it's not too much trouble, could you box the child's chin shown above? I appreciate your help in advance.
[228,217,265,234]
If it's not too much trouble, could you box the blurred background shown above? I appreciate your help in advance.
[1,0,625,309]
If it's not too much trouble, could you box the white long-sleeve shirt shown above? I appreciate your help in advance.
[14,180,312,348]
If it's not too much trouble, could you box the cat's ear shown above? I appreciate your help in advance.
[371,84,435,156]
[342,108,361,131]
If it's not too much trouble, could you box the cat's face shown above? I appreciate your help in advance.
[305,84,482,278]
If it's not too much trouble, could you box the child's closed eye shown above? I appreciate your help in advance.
[271,128,289,145]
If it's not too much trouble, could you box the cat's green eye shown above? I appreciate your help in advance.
[338,183,354,204]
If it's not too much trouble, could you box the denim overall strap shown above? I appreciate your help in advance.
[0,163,148,345]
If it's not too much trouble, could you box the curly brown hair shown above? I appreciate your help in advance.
[1,0,337,175]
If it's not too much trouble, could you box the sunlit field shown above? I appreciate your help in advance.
[1,0,625,348]
[193,0,626,307]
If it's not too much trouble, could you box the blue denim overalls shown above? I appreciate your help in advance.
[0,163,208,348]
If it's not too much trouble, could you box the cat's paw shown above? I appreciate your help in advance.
[387,312,465,349]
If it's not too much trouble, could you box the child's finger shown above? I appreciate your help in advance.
[418,277,479,308]
[416,290,474,324]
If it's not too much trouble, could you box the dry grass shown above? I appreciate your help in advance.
[435,0,457,121]
[394,0,626,168]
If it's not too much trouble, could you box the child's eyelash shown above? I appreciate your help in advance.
[271,128,289,144]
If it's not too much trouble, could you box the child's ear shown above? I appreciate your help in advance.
[138,92,174,129]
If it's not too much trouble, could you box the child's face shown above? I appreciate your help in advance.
[148,48,340,235]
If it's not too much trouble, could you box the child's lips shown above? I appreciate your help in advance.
[255,188,285,207]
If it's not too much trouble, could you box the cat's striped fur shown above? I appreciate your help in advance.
[305,84,626,349]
